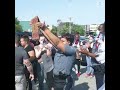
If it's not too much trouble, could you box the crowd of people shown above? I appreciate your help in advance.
[15,22,105,90]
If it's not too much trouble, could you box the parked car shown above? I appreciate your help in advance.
[15,32,24,37]
[79,36,86,45]
[80,36,86,42]
[15,32,32,37]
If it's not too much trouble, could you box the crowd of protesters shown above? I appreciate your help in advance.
[15,22,105,90]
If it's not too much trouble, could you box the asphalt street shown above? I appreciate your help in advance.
[32,66,96,90]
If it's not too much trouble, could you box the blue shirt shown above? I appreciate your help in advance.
[53,45,76,75]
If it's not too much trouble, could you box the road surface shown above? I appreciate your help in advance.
[33,66,97,90]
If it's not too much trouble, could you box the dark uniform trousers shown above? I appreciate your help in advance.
[54,74,73,90]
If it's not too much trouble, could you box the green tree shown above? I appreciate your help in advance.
[72,24,85,35]
[55,22,85,35]
[15,17,23,32]
[59,22,69,35]
[51,25,57,34]
[52,22,85,35]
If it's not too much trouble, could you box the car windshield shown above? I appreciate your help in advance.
[80,36,85,40]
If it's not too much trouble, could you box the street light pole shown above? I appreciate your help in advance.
[57,19,61,36]
[69,17,72,34]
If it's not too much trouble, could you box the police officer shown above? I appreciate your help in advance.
[36,22,77,90]
[53,33,76,90]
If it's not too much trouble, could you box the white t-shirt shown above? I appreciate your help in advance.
[72,42,80,49]
[95,37,105,64]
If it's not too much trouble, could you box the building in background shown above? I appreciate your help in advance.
[89,24,99,33]
[20,21,100,36]
[83,25,90,36]
[89,24,100,35]
[83,24,100,36]
[20,21,32,32]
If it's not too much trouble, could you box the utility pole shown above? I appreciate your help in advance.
[69,17,72,34]
[68,0,72,34]
[57,19,61,36]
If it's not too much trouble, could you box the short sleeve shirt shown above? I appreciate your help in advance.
[53,45,76,75]
[15,47,28,75]
[24,44,34,58]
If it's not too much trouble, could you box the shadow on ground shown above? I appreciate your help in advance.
[80,67,87,75]
[73,82,90,90]
[72,66,87,81]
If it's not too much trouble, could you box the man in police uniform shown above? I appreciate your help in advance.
[35,21,76,90]
[53,33,76,90]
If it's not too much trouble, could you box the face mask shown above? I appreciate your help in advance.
[47,43,52,48]
[89,40,93,43]
[40,41,43,44]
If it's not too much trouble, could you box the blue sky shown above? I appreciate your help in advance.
[15,0,105,26]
